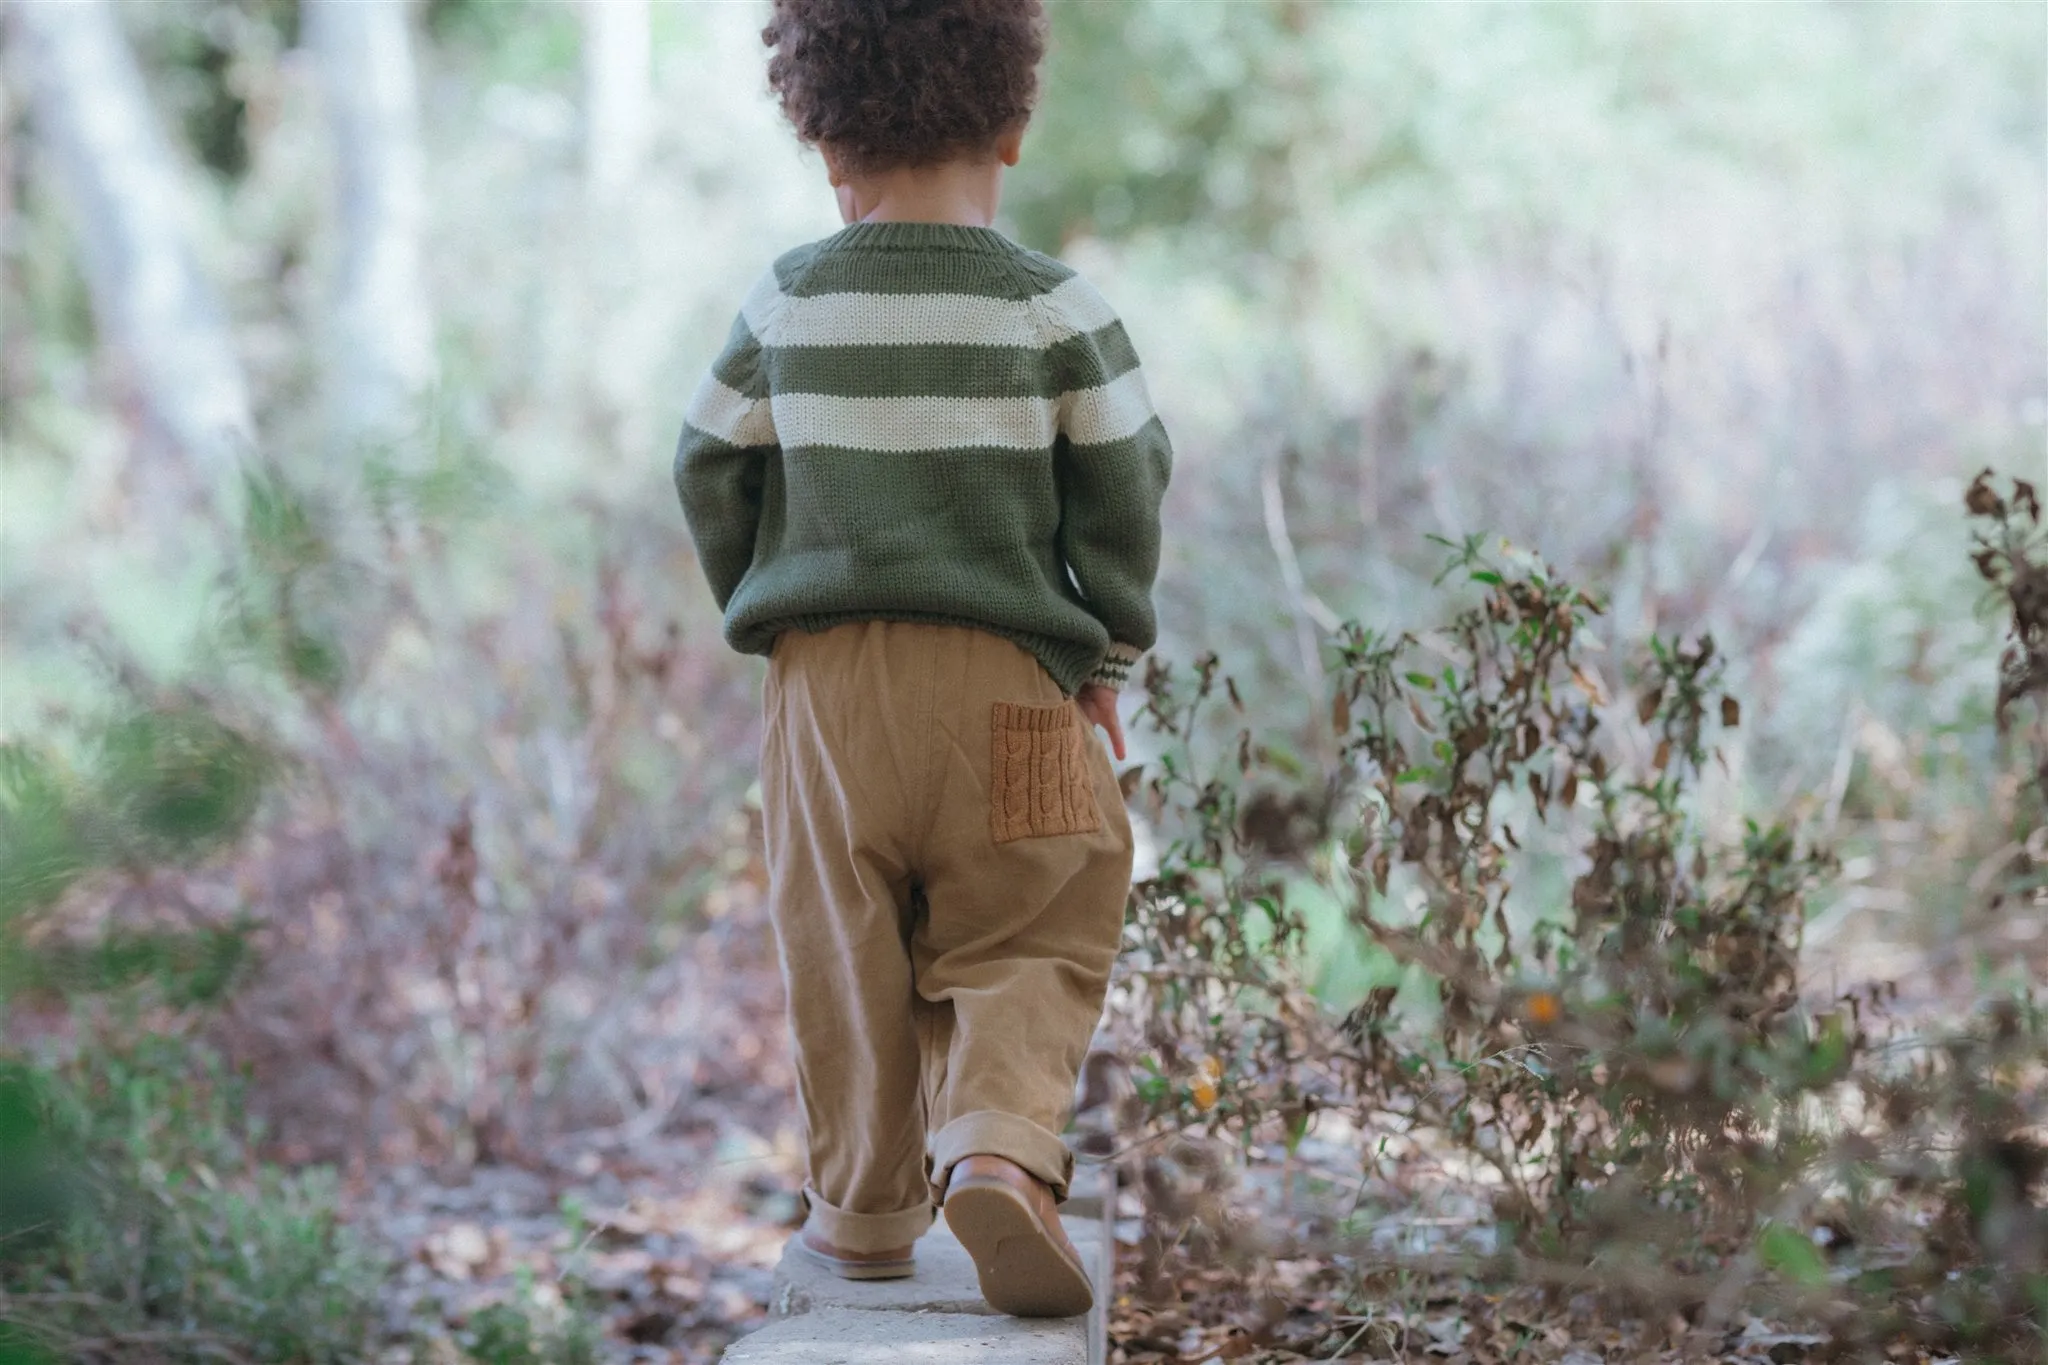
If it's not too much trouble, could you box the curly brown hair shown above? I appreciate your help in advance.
[762,0,1047,175]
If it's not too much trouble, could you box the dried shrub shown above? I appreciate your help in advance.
[1105,499,2046,1360]
[204,463,777,1167]
[4,460,775,1171]
[1970,468,2048,750]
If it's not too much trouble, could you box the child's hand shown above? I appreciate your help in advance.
[1076,683,1126,762]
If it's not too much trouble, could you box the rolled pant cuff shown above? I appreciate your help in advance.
[801,1185,934,1253]
[930,1110,1075,1203]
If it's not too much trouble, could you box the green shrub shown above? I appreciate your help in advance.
[0,1037,386,1363]
[463,1293,601,1365]
[0,708,264,1005]
[0,746,86,929]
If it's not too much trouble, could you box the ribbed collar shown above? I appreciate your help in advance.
[828,221,1014,253]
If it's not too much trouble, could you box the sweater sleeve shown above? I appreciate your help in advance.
[674,303,777,611]
[1047,280,1172,691]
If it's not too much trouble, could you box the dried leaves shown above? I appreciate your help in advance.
[362,1137,799,1360]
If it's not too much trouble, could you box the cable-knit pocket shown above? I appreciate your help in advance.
[989,701,1102,845]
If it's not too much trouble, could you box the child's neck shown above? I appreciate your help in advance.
[836,158,1006,229]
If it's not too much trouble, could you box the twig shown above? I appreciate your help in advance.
[1819,698,1862,840]
[1260,448,1341,695]
[1321,1310,1384,1361]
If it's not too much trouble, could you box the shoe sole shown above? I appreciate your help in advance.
[943,1178,1094,1318]
[790,1237,917,1281]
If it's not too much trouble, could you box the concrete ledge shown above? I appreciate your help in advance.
[732,1167,1113,1364]
[770,1218,1101,1319]
[723,1307,1086,1364]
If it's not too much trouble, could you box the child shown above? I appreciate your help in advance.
[673,0,1169,1319]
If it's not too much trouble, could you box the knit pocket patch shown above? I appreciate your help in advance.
[990,701,1102,845]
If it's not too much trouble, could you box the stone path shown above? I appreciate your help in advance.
[722,1176,1111,1365]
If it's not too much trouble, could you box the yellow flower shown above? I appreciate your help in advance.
[1189,1056,1223,1111]
[1526,992,1562,1027]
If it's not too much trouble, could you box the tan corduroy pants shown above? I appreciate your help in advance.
[760,621,1134,1253]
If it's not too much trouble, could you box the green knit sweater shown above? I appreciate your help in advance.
[673,221,1171,695]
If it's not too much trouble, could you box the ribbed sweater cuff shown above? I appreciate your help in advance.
[1086,643,1143,692]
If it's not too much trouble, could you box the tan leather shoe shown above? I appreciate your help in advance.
[943,1155,1093,1317]
[793,1229,916,1281]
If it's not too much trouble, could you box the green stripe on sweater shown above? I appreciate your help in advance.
[709,319,767,396]
[768,324,1139,400]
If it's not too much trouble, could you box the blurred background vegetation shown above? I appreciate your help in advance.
[0,1,2042,1360]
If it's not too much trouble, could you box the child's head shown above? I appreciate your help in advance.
[762,0,1047,179]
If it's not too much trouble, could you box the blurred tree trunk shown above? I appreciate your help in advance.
[571,0,650,457]
[581,0,650,205]
[0,56,22,446]
[306,0,434,456]
[11,0,255,494]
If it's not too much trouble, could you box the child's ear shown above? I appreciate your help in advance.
[820,144,847,187]
[995,123,1025,168]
